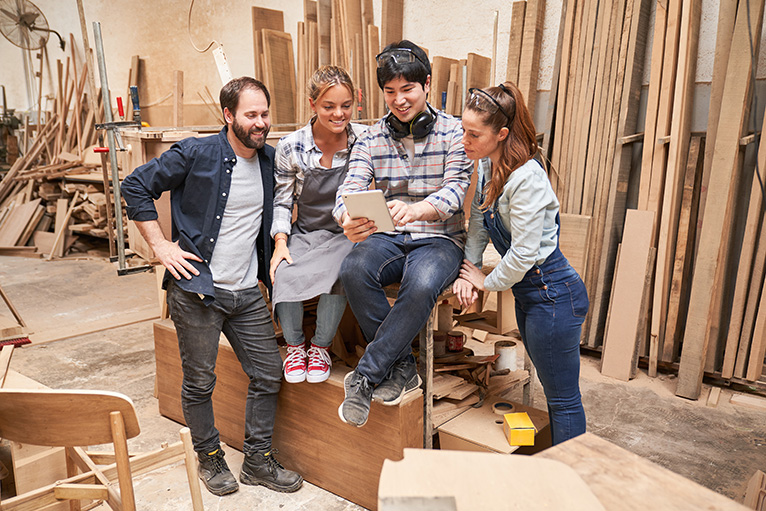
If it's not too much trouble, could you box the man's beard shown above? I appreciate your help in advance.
[232,117,269,150]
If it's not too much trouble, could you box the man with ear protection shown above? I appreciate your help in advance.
[332,40,472,427]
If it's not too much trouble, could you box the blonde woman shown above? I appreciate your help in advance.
[270,66,363,384]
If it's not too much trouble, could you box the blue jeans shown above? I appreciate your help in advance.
[275,294,348,348]
[340,233,463,384]
[512,249,589,445]
[166,280,282,455]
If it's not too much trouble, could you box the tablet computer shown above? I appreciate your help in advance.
[342,189,396,232]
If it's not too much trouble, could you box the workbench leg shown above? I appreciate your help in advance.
[419,306,435,448]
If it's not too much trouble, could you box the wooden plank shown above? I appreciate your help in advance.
[730,393,766,411]
[697,0,739,255]
[517,0,545,117]
[724,134,766,378]
[430,56,458,111]
[252,7,285,80]
[601,210,655,381]
[747,277,766,382]
[637,0,669,211]
[549,0,577,195]
[541,0,568,164]
[366,24,381,118]
[654,0,701,360]
[380,0,403,47]
[261,29,297,126]
[743,470,766,510]
[676,0,766,399]
[585,0,652,348]
[0,199,43,247]
[706,386,721,407]
[465,53,492,91]
[663,136,704,362]
[559,213,590,279]
[173,70,183,127]
[317,0,332,65]
[506,0,527,85]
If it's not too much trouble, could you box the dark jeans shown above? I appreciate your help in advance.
[340,233,463,384]
[166,280,282,455]
[512,250,589,445]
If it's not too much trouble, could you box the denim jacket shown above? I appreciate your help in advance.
[121,127,275,303]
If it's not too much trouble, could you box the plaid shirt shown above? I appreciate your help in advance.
[272,121,361,237]
[332,106,472,246]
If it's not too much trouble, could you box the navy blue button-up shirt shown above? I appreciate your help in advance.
[121,127,275,303]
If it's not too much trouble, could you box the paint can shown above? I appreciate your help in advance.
[446,330,465,352]
[494,340,518,371]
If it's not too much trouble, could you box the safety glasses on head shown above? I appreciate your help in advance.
[376,48,429,69]
[466,87,512,125]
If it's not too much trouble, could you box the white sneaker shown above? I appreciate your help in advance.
[306,344,331,383]
[283,345,307,383]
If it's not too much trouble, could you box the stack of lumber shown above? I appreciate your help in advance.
[252,0,400,127]
[547,0,652,356]
[0,38,116,258]
[547,0,766,398]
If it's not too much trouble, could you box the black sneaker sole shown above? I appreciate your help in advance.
[240,472,304,493]
[377,373,423,406]
[199,476,239,496]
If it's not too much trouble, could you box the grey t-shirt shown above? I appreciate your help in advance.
[209,154,263,291]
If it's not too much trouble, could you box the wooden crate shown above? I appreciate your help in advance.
[153,319,422,510]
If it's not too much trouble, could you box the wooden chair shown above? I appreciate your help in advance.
[0,388,204,511]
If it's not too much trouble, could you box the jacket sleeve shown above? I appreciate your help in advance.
[122,140,192,221]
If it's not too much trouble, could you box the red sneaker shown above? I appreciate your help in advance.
[306,344,331,383]
[283,345,307,383]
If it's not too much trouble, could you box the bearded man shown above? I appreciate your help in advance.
[122,77,303,497]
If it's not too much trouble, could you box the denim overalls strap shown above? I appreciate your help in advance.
[481,198,565,274]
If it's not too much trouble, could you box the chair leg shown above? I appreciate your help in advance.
[65,447,82,511]
[180,427,204,511]
[110,411,136,511]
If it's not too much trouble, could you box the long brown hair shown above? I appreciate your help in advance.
[464,81,538,209]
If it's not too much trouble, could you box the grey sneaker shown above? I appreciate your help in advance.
[198,447,239,496]
[372,357,422,406]
[240,448,303,493]
[338,370,373,426]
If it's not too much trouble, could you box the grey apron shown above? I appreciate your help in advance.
[271,157,354,305]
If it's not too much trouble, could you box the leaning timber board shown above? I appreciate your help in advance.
[517,0,545,117]
[380,0,402,46]
[153,320,421,511]
[262,29,297,126]
[506,0,527,85]
[430,56,458,111]
[0,199,42,247]
[465,53,492,91]
[252,7,285,81]
[676,0,766,399]
[601,209,654,381]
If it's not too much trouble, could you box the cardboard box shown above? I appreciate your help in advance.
[503,412,537,446]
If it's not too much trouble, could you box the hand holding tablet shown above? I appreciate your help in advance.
[342,190,396,232]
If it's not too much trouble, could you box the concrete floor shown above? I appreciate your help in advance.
[1,255,765,509]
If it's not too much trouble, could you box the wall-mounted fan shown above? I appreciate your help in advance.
[0,0,65,51]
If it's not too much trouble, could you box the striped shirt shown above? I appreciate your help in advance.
[272,121,362,237]
[332,106,472,246]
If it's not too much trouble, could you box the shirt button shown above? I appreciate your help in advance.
[535,269,541,275]
[222,192,227,197]
[209,238,214,243]
[204,259,209,263]
[226,169,231,173]
[224,158,228,162]
[216,215,221,220]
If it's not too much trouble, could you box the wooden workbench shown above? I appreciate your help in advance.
[535,432,748,510]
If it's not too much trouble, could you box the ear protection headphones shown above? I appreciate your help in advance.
[385,103,437,140]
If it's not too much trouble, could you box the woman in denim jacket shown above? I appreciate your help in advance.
[453,81,589,445]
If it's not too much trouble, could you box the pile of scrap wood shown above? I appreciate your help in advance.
[0,38,118,259]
